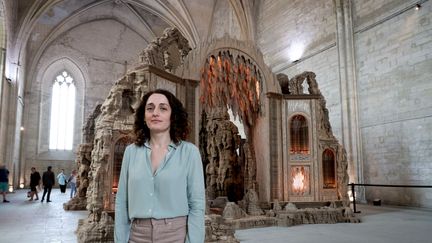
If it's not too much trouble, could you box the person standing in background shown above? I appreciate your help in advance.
[57,169,67,193]
[29,167,41,201]
[41,166,55,202]
[68,170,77,199]
[0,163,10,203]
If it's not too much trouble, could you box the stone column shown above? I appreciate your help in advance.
[1,76,21,190]
[335,0,365,201]
[267,92,283,201]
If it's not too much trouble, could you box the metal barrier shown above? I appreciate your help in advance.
[349,183,432,213]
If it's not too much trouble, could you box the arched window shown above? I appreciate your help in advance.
[290,115,309,154]
[322,149,336,188]
[49,71,76,150]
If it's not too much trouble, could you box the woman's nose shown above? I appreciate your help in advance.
[152,108,160,116]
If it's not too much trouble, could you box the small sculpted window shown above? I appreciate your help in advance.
[290,115,309,154]
[112,137,133,193]
[323,149,336,188]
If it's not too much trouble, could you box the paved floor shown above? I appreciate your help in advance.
[1,189,432,243]
[236,204,432,243]
[0,189,87,243]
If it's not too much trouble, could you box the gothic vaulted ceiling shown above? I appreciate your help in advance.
[15,0,219,74]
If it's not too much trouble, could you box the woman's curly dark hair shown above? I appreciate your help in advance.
[134,89,190,146]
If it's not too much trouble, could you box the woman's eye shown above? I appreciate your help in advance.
[146,107,153,111]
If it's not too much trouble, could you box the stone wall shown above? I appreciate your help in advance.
[257,0,336,72]
[354,0,432,207]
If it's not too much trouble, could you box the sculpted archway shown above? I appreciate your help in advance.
[199,48,265,208]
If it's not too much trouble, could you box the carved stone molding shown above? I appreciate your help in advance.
[139,27,192,73]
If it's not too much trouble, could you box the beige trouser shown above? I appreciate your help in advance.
[129,216,187,243]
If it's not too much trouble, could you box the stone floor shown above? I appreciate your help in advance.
[1,189,432,243]
[235,203,432,243]
[0,189,87,243]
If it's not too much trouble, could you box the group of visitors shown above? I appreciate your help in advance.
[32,167,78,202]
[57,168,77,196]
[0,164,78,203]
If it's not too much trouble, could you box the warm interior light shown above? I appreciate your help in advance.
[8,185,13,192]
[348,190,355,202]
[293,171,305,191]
[19,183,24,188]
[20,126,24,131]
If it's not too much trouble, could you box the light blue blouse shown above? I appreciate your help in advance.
[57,172,67,185]
[114,141,205,243]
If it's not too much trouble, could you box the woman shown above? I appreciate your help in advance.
[115,89,205,243]
[57,169,67,193]
[29,167,41,201]
[68,170,77,198]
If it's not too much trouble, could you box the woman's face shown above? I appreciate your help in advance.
[144,93,172,134]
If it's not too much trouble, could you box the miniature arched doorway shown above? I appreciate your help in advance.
[322,149,336,189]
[109,135,133,210]
[112,136,134,192]
[199,49,263,202]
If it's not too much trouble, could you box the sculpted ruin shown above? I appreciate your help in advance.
[68,28,357,243]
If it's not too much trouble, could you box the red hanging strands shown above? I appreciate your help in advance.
[200,50,263,128]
